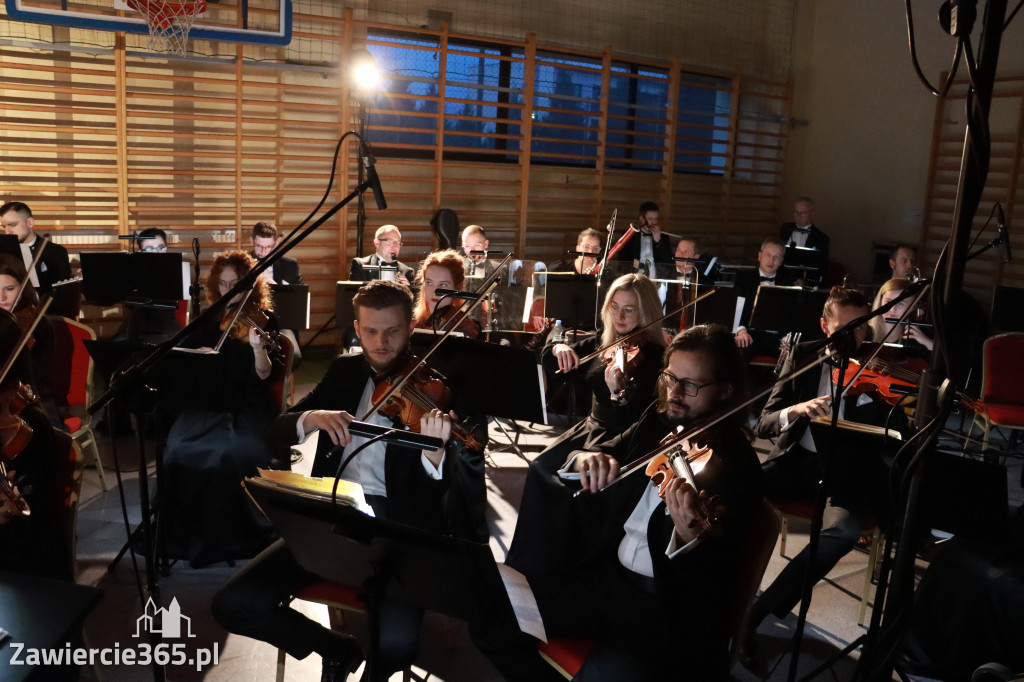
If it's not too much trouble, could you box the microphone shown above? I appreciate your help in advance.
[435,288,483,300]
[361,143,387,210]
[997,204,1011,262]
[347,420,443,451]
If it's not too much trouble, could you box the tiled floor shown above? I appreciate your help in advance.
[64,354,1021,681]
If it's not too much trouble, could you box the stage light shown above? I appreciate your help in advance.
[351,49,380,93]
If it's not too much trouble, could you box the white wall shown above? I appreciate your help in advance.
[784,1,1024,283]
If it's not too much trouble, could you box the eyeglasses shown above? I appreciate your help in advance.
[141,244,167,253]
[609,303,637,317]
[659,372,718,397]
[378,238,403,247]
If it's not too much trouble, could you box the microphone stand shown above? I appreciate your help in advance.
[189,237,203,320]
[856,3,1006,680]
[88,139,382,682]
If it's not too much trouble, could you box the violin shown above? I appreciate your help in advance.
[433,304,480,339]
[644,437,717,537]
[603,341,644,402]
[833,345,929,406]
[371,355,485,451]
[220,305,283,356]
[0,306,43,518]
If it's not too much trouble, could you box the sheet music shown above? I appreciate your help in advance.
[496,563,547,642]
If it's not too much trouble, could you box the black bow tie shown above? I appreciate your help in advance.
[792,226,811,234]
[760,277,775,283]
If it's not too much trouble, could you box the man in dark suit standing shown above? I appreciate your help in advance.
[732,237,792,358]
[740,287,908,670]
[778,197,829,285]
[250,221,303,285]
[348,224,415,285]
[0,201,73,311]
[612,201,673,275]
[212,280,487,682]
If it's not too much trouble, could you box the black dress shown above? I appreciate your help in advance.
[505,332,663,574]
[161,316,279,568]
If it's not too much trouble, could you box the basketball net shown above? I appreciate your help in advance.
[125,0,206,55]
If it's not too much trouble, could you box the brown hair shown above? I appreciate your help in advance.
[414,249,466,325]
[822,285,869,322]
[206,250,272,314]
[251,221,278,240]
[353,279,414,323]
[660,324,749,427]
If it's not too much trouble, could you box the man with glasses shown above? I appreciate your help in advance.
[250,221,303,285]
[474,324,764,681]
[349,224,414,286]
[459,224,496,280]
[551,228,604,275]
[739,286,908,672]
[136,227,168,253]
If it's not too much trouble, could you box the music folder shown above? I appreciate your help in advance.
[270,283,310,330]
[748,285,828,337]
[244,473,545,641]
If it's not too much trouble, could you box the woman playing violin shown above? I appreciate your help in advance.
[0,307,70,581]
[475,325,764,681]
[505,274,666,575]
[0,254,62,428]
[412,248,481,338]
[161,250,280,567]
[870,277,933,353]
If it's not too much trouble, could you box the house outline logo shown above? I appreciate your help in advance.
[133,597,195,639]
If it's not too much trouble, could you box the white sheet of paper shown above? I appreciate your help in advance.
[496,563,547,643]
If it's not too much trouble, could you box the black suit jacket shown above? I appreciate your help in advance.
[585,405,764,676]
[778,223,830,279]
[248,252,303,285]
[30,238,71,292]
[755,343,908,462]
[265,353,486,542]
[611,229,673,266]
[349,253,415,282]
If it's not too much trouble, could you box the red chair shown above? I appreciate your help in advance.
[538,498,781,677]
[49,317,107,491]
[969,333,1024,451]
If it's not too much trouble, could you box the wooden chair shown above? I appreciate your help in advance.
[969,333,1024,452]
[538,497,781,678]
[49,316,107,491]
[773,499,883,626]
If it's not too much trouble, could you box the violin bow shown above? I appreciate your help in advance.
[213,286,256,353]
[11,236,49,312]
[0,296,53,389]
[583,342,834,497]
[558,288,717,373]
[360,277,501,422]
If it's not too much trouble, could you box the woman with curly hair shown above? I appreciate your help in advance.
[162,250,280,568]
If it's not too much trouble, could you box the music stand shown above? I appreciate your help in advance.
[409,332,547,424]
[748,285,828,337]
[80,252,183,307]
[246,484,528,682]
[271,283,310,331]
[543,273,597,332]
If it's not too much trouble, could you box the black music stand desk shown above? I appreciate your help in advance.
[246,483,531,681]
[748,285,828,337]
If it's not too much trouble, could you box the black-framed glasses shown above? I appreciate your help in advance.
[659,372,718,397]
[378,238,403,247]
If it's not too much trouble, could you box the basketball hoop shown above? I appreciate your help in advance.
[123,0,206,55]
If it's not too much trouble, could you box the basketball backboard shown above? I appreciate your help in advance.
[5,0,292,45]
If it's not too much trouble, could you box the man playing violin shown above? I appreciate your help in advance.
[476,324,764,681]
[213,280,487,682]
[740,286,909,672]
